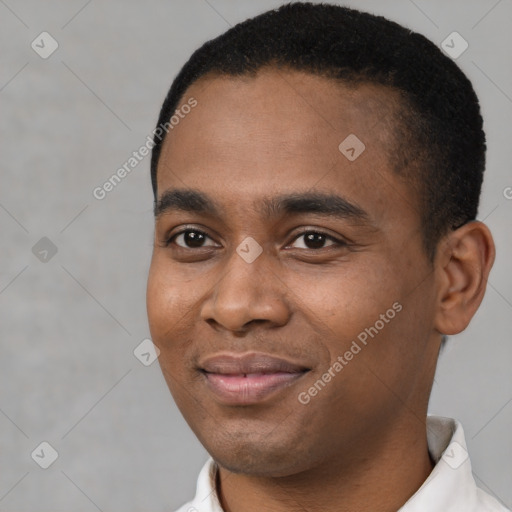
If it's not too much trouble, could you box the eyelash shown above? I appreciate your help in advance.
[164,227,348,251]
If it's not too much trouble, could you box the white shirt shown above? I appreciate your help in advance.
[174,415,510,512]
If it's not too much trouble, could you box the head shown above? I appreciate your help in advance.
[146,2,494,477]
[150,2,486,261]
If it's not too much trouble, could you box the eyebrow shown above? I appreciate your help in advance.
[154,188,370,223]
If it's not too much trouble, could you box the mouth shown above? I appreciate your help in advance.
[199,352,310,405]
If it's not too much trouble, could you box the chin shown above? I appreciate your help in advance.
[214,452,304,478]
[200,429,312,477]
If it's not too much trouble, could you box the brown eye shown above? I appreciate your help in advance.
[290,231,341,250]
[172,230,217,248]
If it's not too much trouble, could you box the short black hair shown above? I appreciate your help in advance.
[150,2,485,259]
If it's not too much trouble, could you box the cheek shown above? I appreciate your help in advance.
[146,262,193,402]
[146,257,194,354]
[146,262,171,339]
[292,257,428,397]
[317,266,435,410]
[291,258,403,348]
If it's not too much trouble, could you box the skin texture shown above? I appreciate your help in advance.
[146,68,495,512]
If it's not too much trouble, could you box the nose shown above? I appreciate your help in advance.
[200,245,291,333]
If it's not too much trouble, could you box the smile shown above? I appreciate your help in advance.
[199,352,310,405]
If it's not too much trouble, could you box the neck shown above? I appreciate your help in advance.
[215,415,435,512]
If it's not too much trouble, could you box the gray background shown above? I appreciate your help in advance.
[0,0,511,510]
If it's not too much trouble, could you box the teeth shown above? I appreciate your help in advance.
[223,372,281,377]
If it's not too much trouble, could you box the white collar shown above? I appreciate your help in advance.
[176,415,509,512]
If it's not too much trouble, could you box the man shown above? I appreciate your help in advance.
[146,3,508,511]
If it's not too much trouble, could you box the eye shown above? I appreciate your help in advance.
[169,229,218,249]
[289,230,345,250]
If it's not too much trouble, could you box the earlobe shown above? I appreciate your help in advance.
[434,221,495,335]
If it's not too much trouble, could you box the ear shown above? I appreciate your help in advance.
[434,221,495,335]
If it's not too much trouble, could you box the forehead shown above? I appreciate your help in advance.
[163,68,399,158]
[156,69,415,225]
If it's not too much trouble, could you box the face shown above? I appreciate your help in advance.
[147,69,441,478]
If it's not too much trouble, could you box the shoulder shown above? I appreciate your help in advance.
[475,488,511,512]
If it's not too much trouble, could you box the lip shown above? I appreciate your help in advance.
[199,352,310,405]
